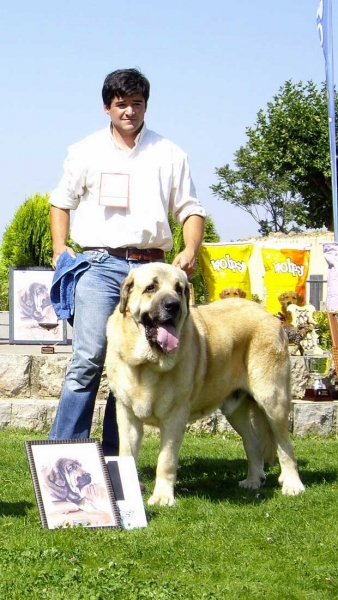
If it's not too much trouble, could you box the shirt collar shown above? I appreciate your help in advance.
[109,122,147,154]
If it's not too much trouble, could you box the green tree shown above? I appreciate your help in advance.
[0,194,53,310]
[212,80,335,231]
[165,213,220,303]
[212,158,304,236]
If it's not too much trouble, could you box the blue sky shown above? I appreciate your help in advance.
[0,0,336,243]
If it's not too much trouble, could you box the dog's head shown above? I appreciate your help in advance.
[278,291,303,309]
[119,263,190,353]
[47,458,91,502]
[219,287,246,299]
[20,282,52,320]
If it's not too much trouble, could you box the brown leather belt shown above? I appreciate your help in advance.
[82,247,165,261]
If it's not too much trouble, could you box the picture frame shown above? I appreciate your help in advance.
[9,267,67,345]
[25,439,121,529]
[105,456,148,530]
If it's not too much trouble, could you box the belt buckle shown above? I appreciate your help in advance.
[125,248,136,260]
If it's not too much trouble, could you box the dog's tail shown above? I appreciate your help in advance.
[249,402,277,466]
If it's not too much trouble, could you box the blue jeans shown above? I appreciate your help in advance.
[49,250,147,455]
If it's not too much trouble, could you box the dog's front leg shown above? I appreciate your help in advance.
[116,401,144,460]
[148,410,188,507]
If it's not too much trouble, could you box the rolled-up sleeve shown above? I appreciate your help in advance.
[169,153,206,225]
[49,145,86,210]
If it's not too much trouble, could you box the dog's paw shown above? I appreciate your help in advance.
[238,474,266,490]
[148,493,175,507]
[279,474,305,496]
[148,478,175,506]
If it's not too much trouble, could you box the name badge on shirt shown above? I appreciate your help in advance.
[99,173,129,208]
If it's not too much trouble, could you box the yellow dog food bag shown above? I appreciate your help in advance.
[261,247,310,315]
[199,243,254,302]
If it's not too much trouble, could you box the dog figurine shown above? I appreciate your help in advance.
[219,287,247,299]
[278,291,303,326]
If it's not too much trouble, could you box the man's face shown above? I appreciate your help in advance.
[104,93,146,137]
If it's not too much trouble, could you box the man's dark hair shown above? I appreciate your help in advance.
[102,68,150,108]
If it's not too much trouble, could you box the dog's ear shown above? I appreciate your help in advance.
[239,289,246,298]
[120,274,134,313]
[48,465,66,487]
[21,286,34,308]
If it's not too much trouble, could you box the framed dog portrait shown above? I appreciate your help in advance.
[9,267,67,344]
[25,439,121,529]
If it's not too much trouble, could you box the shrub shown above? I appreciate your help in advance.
[314,310,332,350]
[0,194,53,310]
[165,213,220,304]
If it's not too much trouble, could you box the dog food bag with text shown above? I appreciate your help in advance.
[261,247,310,315]
[199,243,254,302]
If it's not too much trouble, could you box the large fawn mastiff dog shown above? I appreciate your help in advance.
[106,263,304,506]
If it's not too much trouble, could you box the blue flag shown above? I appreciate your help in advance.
[317,0,338,240]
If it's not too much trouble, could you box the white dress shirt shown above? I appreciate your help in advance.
[49,124,206,250]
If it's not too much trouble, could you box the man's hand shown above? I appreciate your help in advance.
[172,248,197,279]
[172,215,205,279]
[52,246,76,270]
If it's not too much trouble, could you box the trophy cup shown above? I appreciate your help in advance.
[38,321,60,354]
[303,350,332,401]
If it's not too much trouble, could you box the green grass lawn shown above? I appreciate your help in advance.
[0,429,337,599]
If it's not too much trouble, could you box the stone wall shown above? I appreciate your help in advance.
[0,353,337,436]
[0,354,103,431]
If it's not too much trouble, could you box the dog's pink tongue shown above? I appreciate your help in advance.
[157,324,179,352]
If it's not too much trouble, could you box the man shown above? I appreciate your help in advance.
[48,68,206,455]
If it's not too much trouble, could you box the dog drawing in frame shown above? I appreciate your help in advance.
[42,457,109,521]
